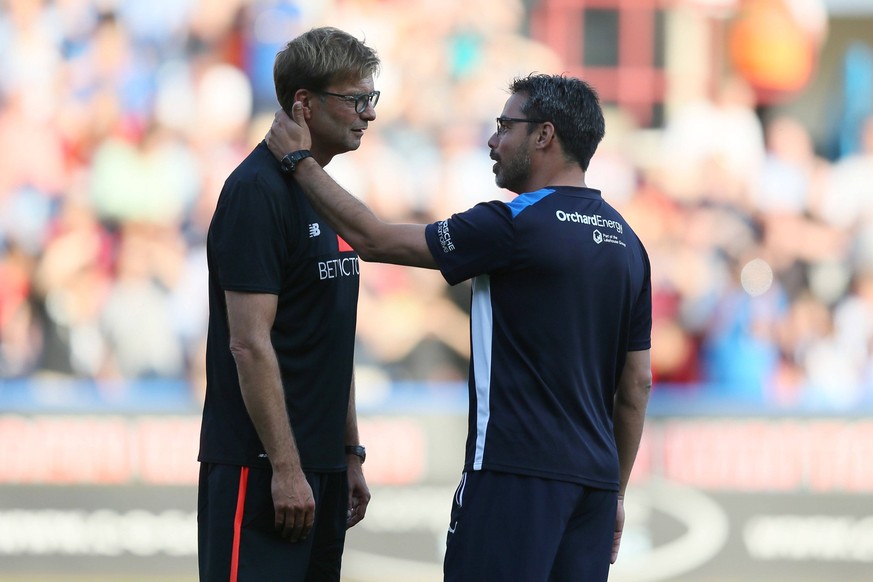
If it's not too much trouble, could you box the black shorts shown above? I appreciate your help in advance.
[443,470,617,582]
[198,463,349,582]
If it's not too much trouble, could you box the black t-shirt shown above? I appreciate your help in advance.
[424,186,652,489]
[199,142,360,471]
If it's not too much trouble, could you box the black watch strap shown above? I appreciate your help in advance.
[280,149,312,174]
[345,444,366,464]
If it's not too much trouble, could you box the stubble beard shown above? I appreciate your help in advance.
[495,144,531,193]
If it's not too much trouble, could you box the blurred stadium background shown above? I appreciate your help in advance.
[1,0,873,580]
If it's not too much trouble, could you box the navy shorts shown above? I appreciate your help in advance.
[443,470,617,582]
[198,463,348,582]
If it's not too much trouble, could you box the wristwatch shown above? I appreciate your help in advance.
[345,444,366,464]
[280,149,312,174]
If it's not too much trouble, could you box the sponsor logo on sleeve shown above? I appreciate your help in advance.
[436,220,455,253]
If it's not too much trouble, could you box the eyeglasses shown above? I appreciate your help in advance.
[319,90,380,113]
[496,116,545,135]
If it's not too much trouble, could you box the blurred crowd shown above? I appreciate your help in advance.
[0,0,871,411]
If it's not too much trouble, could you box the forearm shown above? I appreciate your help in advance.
[343,373,369,527]
[295,158,377,254]
[344,375,361,446]
[294,158,436,267]
[612,382,649,566]
[266,106,435,267]
[613,392,649,496]
[613,350,653,495]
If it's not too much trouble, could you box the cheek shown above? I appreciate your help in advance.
[309,118,341,141]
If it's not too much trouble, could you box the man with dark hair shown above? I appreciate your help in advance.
[267,73,653,581]
[198,27,380,581]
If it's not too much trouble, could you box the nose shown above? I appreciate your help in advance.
[360,103,376,121]
[487,131,498,150]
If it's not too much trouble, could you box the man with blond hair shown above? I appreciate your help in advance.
[198,27,381,581]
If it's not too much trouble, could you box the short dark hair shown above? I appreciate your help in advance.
[509,74,605,171]
[274,27,381,112]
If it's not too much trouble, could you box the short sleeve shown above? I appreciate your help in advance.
[425,201,515,285]
[210,179,293,294]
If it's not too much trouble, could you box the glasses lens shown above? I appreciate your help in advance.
[355,92,379,113]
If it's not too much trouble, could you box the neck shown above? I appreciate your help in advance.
[522,162,587,192]
[548,166,587,189]
[308,143,335,168]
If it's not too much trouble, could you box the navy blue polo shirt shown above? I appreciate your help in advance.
[424,186,651,489]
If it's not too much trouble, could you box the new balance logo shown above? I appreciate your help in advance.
[309,223,321,237]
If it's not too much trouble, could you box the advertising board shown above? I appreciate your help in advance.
[1,410,871,581]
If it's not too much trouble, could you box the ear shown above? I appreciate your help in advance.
[292,88,315,119]
[534,122,557,150]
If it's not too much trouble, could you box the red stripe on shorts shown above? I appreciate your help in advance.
[230,466,249,582]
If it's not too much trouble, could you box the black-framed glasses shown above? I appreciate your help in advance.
[319,90,380,113]
[496,116,545,135]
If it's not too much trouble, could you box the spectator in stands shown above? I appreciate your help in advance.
[0,0,871,416]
